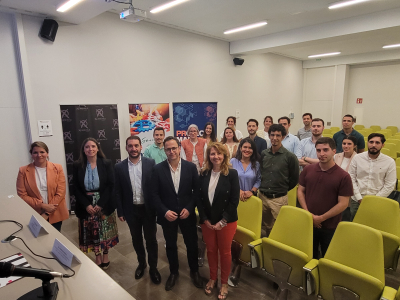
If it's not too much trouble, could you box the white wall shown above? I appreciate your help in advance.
[347,61,400,128]
[0,11,304,198]
[0,12,30,196]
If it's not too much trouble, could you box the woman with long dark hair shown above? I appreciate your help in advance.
[73,137,119,269]
[197,142,239,299]
[219,116,243,141]
[231,138,261,201]
[202,122,217,144]
[221,127,240,160]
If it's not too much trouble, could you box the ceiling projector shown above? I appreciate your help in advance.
[120,6,147,23]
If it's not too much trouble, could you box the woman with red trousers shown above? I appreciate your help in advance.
[198,142,240,300]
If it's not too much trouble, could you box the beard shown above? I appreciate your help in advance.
[368,148,380,155]
[129,152,140,159]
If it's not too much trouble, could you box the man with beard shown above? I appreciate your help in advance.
[144,127,167,164]
[333,114,365,153]
[247,119,268,157]
[296,118,325,168]
[348,133,396,220]
[297,113,313,140]
[114,136,161,284]
[278,116,300,154]
[298,137,353,258]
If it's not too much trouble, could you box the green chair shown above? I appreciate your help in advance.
[397,166,400,191]
[330,127,340,134]
[384,143,397,160]
[229,196,262,286]
[323,128,331,135]
[364,128,373,136]
[387,126,398,135]
[249,206,313,299]
[371,125,382,132]
[358,129,368,137]
[354,125,365,131]
[396,158,400,167]
[353,196,400,271]
[305,222,397,300]
[381,148,391,157]
[382,129,393,138]
[287,185,298,207]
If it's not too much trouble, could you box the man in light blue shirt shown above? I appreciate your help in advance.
[143,127,167,164]
[295,118,324,168]
[278,116,300,154]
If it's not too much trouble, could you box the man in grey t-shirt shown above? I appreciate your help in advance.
[297,113,312,140]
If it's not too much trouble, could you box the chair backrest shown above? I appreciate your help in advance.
[353,196,400,237]
[324,222,385,283]
[397,166,400,180]
[370,125,381,131]
[364,128,373,135]
[384,143,397,159]
[323,133,333,138]
[269,206,313,258]
[381,148,391,156]
[354,125,365,131]
[330,127,340,133]
[387,126,398,135]
[237,196,262,239]
[322,128,331,134]
[358,129,368,137]
[397,158,400,167]
[287,185,297,207]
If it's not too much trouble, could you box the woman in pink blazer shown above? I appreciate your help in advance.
[17,141,69,231]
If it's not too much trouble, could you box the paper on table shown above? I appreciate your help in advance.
[52,238,81,268]
[28,215,48,238]
[0,253,31,288]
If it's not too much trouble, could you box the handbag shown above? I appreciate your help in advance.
[387,181,400,204]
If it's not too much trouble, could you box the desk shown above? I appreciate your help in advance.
[0,195,135,300]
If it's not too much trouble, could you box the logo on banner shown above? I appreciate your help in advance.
[95,108,106,121]
[112,119,119,130]
[113,139,120,150]
[61,109,71,122]
[65,153,74,163]
[98,129,107,140]
[76,105,88,110]
[110,105,118,110]
[79,119,90,132]
[63,131,74,144]
[68,174,73,184]
[116,159,121,164]
[70,195,76,205]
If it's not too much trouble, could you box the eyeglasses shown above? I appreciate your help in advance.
[165,147,179,153]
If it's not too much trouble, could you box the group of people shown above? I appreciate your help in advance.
[16,112,397,299]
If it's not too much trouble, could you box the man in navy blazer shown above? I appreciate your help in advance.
[151,136,203,291]
[114,136,161,284]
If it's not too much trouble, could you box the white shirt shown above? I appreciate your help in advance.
[340,157,351,171]
[35,166,48,204]
[220,129,243,140]
[349,152,397,201]
[168,158,182,194]
[128,157,144,205]
[208,170,221,205]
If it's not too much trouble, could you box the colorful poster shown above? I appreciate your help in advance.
[129,103,171,151]
[173,102,217,141]
[60,104,120,211]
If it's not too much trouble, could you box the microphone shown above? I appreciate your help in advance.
[0,261,64,281]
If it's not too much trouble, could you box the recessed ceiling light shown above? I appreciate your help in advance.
[308,52,341,58]
[383,44,400,49]
[150,0,188,14]
[57,0,83,12]
[224,22,267,35]
[328,0,371,9]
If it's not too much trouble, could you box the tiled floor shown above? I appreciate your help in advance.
[61,215,400,300]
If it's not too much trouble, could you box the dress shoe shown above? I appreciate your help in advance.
[165,273,179,291]
[135,263,147,280]
[149,268,161,284]
[190,271,203,288]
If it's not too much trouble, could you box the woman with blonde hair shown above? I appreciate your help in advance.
[17,141,69,231]
[197,142,240,299]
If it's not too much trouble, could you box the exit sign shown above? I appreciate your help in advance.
[356,98,363,104]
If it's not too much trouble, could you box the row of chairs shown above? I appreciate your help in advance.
[355,125,399,135]
[230,195,400,299]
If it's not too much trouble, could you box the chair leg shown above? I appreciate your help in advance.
[228,262,241,287]
[274,287,289,300]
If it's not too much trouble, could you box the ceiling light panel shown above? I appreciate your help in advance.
[308,52,341,58]
[57,0,83,12]
[224,21,267,34]
[150,0,189,14]
[383,44,400,49]
[329,0,371,10]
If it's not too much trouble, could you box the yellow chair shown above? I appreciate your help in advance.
[322,128,331,135]
[364,128,373,136]
[229,196,262,286]
[287,185,298,207]
[249,206,313,299]
[382,129,393,138]
[370,125,382,131]
[387,139,400,158]
[381,148,391,157]
[396,286,400,300]
[397,166,400,191]
[354,125,365,131]
[305,222,397,300]
[353,196,400,271]
[330,127,340,134]
[358,129,368,137]
[323,133,333,139]
[387,126,398,135]
[396,158,400,167]
[384,143,397,159]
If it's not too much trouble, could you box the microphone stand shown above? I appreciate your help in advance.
[17,279,58,300]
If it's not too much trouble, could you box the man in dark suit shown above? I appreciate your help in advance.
[114,136,161,284]
[151,136,203,291]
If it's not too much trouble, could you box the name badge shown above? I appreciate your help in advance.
[28,215,48,238]
[52,238,81,268]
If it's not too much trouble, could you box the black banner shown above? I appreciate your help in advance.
[60,105,121,211]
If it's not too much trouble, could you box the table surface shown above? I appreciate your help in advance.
[0,195,135,300]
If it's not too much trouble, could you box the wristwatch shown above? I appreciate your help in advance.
[252,190,258,196]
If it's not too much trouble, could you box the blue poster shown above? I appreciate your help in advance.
[173,102,217,141]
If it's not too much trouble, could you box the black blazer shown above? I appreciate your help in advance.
[197,168,240,225]
[72,157,115,219]
[114,157,156,221]
[151,159,199,224]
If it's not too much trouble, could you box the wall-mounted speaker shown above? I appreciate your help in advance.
[233,57,244,66]
[39,19,59,42]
